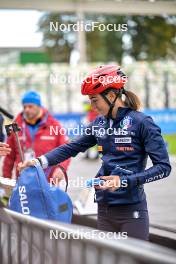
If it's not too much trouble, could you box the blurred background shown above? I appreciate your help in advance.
[0,0,176,228]
[0,0,176,153]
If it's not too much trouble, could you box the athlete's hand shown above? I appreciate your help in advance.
[17,160,37,173]
[94,175,120,192]
[0,142,11,156]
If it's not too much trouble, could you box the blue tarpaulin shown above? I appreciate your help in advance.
[144,109,176,134]
[54,109,176,136]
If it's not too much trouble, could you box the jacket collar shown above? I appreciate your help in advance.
[17,108,49,127]
[115,107,132,122]
[103,107,132,126]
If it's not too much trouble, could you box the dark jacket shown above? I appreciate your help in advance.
[44,107,171,205]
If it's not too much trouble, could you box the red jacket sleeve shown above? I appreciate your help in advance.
[48,120,71,179]
[56,123,71,171]
[2,134,16,178]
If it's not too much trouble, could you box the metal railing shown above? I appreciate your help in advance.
[150,224,176,234]
[1,209,176,264]
[72,213,176,250]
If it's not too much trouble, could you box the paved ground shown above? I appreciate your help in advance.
[67,154,176,229]
[0,154,175,229]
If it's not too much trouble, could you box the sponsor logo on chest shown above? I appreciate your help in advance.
[116,146,134,152]
[114,137,132,144]
[120,116,133,129]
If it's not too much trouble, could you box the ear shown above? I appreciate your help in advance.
[106,91,116,102]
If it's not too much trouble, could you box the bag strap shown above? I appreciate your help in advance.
[57,165,68,192]
[37,157,69,192]
[35,167,50,218]
[49,165,69,192]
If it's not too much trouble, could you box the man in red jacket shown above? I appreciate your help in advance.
[2,90,70,182]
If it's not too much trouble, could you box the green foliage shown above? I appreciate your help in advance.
[128,16,176,60]
[163,134,176,155]
[38,13,77,62]
[86,15,125,63]
[38,13,176,63]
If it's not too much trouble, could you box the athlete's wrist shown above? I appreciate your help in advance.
[35,155,49,169]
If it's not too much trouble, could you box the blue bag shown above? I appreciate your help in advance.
[9,165,73,223]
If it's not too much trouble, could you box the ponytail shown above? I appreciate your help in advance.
[100,87,141,111]
[123,90,141,111]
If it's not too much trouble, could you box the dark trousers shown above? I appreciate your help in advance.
[97,203,149,241]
